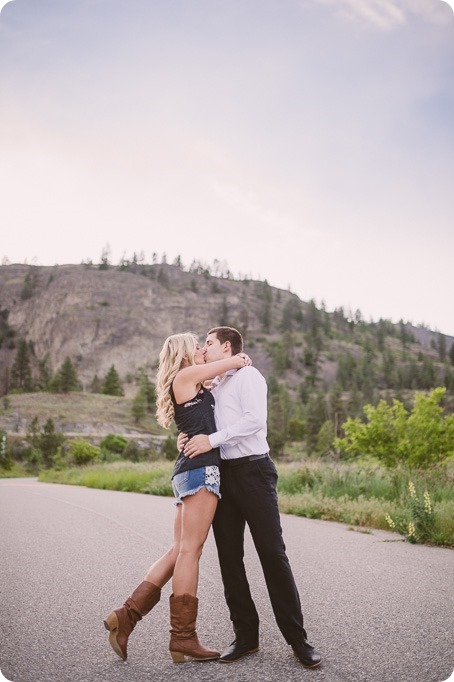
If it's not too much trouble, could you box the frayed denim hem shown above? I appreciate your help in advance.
[173,484,221,506]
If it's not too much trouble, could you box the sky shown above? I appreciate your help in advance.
[1,0,453,335]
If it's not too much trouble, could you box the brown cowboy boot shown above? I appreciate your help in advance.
[169,593,220,662]
[104,580,161,660]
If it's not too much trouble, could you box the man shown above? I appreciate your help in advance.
[180,326,321,668]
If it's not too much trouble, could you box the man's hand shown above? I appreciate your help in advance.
[177,432,188,452]
[183,434,212,459]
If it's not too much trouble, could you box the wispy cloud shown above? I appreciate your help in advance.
[305,0,452,29]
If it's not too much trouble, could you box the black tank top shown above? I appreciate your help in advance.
[170,384,220,479]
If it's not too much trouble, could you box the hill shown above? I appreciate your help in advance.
[0,261,453,444]
[0,262,281,388]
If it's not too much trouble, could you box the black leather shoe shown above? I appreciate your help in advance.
[291,640,322,668]
[219,639,259,663]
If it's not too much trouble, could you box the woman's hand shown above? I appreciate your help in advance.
[232,352,252,368]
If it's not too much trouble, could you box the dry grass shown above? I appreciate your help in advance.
[0,392,165,435]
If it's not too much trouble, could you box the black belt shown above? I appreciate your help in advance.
[221,453,269,467]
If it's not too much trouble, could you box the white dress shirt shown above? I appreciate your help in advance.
[208,366,270,460]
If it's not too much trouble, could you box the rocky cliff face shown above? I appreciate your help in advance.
[1,263,452,395]
[0,263,288,386]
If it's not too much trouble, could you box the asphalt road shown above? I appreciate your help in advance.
[0,478,452,682]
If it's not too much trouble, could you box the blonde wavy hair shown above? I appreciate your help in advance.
[156,333,199,428]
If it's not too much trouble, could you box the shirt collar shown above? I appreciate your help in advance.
[211,368,237,388]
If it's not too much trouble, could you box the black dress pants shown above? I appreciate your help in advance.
[212,455,307,645]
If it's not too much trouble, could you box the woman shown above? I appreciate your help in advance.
[103,332,250,663]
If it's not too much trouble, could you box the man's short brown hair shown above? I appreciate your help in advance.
[208,326,243,355]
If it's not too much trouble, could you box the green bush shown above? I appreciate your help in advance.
[278,465,323,494]
[336,388,454,468]
[27,448,42,472]
[123,440,142,462]
[100,434,128,454]
[316,420,335,456]
[288,417,305,441]
[68,439,100,465]
[98,448,123,464]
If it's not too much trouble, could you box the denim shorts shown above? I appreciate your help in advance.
[172,465,221,505]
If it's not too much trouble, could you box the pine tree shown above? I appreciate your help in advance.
[55,357,79,393]
[280,298,304,333]
[38,353,53,390]
[316,420,335,456]
[382,350,396,388]
[140,374,156,408]
[131,388,147,423]
[257,280,272,332]
[444,365,454,392]
[437,333,447,363]
[376,319,387,351]
[39,418,64,468]
[347,382,363,418]
[21,273,34,300]
[306,299,323,350]
[11,338,32,391]
[90,374,102,393]
[102,365,124,396]
[328,382,345,437]
[305,393,328,452]
[267,385,292,456]
[26,416,41,451]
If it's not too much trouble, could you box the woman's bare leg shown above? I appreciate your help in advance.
[172,489,218,596]
[143,505,182,587]
[104,510,182,661]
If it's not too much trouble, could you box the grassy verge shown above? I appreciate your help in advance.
[39,461,174,495]
[38,459,454,547]
[0,463,36,478]
[277,460,454,546]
